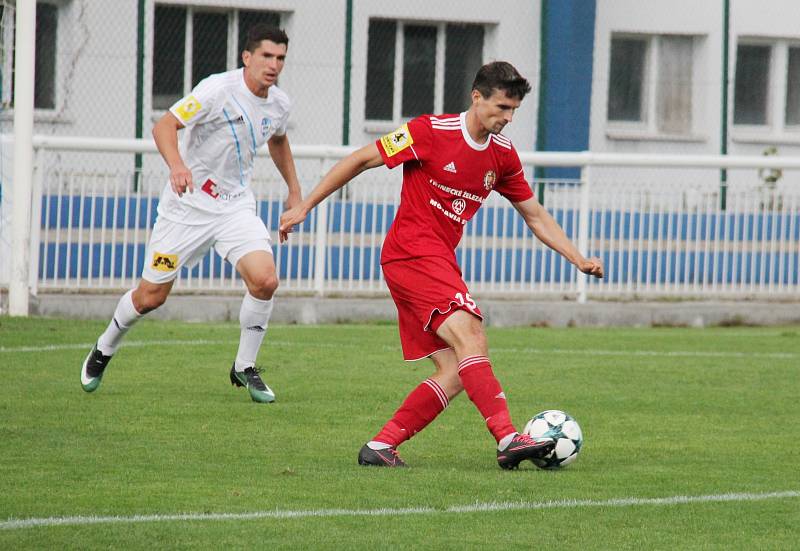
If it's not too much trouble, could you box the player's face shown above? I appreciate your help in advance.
[242,40,287,93]
[473,88,521,135]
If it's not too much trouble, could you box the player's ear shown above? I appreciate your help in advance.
[242,49,251,67]
[471,89,482,105]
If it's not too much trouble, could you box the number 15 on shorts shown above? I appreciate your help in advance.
[454,292,477,311]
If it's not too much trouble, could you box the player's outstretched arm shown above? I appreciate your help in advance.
[268,134,302,208]
[152,112,193,197]
[513,197,604,278]
[278,143,384,242]
[268,134,303,242]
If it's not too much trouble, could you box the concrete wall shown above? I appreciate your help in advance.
[7,292,800,328]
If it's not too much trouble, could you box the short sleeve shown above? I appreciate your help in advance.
[495,146,533,203]
[375,116,432,169]
[169,76,219,128]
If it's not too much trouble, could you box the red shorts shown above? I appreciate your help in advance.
[382,256,483,361]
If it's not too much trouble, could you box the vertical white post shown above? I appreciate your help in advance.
[576,163,592,304]
[9,2,36,316]
[313,157,330,296]
[28,147,44,295]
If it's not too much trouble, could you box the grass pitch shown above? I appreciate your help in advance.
[1,317,798,549]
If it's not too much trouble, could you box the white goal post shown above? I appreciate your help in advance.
[8,0,34,315]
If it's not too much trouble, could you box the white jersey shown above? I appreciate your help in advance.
[157,68,291,224]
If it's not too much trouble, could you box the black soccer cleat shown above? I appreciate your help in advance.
[229,364,275,403]
[358,444,407,467]
[80,343,112,393]
[497,433,555,470]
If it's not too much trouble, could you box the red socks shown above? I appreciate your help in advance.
[457,355,515,443]
[372,357,515,447]
[373,378,449,447]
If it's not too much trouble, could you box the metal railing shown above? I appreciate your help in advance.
[8,136,800,301]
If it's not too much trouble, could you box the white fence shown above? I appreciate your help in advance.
[5,136,800,301]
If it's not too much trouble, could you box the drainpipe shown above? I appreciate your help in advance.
[134,0,145,190]
[535,0,549,205]
[720,0,730,210]
[342,0,353,145]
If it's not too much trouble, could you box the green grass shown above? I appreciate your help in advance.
[1,317,799,549]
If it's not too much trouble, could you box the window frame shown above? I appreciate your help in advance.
[606,33,704,142]
[732,39,775,132]
[0,0,62,116]
[732,38,800,140]
[149,4,281,115]
[606,35,649,125]
[364,19,485,131]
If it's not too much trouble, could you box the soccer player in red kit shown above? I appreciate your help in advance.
[280,62,603,469]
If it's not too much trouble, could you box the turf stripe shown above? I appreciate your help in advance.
[2,490,797,530]
[1,339,797,360]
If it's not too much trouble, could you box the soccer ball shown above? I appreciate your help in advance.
[522,410,583,469]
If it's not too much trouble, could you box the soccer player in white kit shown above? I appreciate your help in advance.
[80,25,301,403]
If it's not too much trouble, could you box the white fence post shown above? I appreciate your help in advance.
[9,2,36,316]
[576,163,592,303]
[28,147,44,295]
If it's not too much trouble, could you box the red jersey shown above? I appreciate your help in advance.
[376,112,533,264]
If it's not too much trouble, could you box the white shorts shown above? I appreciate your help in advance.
[142,210,272,284]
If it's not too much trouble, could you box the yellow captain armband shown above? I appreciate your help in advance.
[379,124,414,157]
[173,95,203,123]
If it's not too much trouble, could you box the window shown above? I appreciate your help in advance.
[733,40,800,132]
[365,20,485,122]
[401,25,436,117]
[191,11,228,89]
[151,5,281,110]
[365,20,395,120]
[786,47,800,126]
[608,37,646,121]
[656,36,693,134]
[607,34,695,135]
[444,24,485,113]
[0,1,59,109]
[734,45,770,125]
[152,6,185,111]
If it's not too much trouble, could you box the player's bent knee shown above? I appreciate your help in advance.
[439,313,487,352]
[138,291,168,313]
[133,283,171,313]
[249,274,279,300]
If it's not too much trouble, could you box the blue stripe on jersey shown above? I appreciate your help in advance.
[222,107,245,186]
[231,96,258,156]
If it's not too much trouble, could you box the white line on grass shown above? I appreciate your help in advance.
[0,340,233,353]
[1,490,797,531]
[1,339,797,360]
[490,346,799,360]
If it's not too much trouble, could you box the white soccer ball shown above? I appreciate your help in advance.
[522,409,583,469]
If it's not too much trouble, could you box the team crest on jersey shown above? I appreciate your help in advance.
[261,117,271,137]
[151,252,178,272]
[174,95,202,122]
[201,179,220,199]
[452,198,466,215]
[483,170,497,190]
[380,124,414,157]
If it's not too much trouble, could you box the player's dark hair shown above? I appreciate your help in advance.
[472,61,531,100]
[244,24,289,52]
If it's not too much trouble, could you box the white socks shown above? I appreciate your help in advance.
[234,293,274,372]
[97,290,142,356]
[96,291,273,369]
